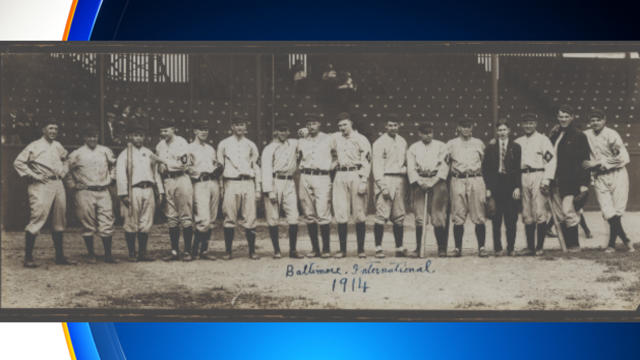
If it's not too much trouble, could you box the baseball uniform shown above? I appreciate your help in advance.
[515,131,555,253]
[66,144,117,262]
[262,138,301,257]
[406,139,449,255]
[584,126,632,250]
[297,131,334,256]
[372,132,408,256]
[447,136,487,255]
[188,139,220,258]
[156,135,194,258]
[217,134,261,259]
[14,136,72,266]
[332,130,371,256]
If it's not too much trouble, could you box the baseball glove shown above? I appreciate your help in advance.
[573,190,589,211]
[485,196,497,219]
[211,162,224,179]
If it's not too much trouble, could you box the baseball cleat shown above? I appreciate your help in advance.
[451,248,461,257]
[624,241,635,253]
[199,253,216,261]
[85,255,98,264]
[334,252,346,259]
[162,250,180,261]
[535,249,545,256]
[494,249,506,257]
[23,260,39,268]
[272,252,282,259]
[603,247,616,253]
[516,249,535,256]
[182,253,193,262]
[567,247,582,253]
[222,253,233,260]
[375,250,385,258]
[438,250,447,258]
[55,257,77,265]
[249,253,260,260]
[127,256,138,262]
[104,257,119,264]
[395,249,407,257]
[320,252,331,259]
[408,250,420,258]
[289,251,304,259]
[306,251,320,258]
[358,252,367,259]
[507,250,515,257]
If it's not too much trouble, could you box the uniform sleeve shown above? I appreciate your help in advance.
[371,139,385,184]
[250,142,261,190]
[513,143,522,190]
[261,144,275,193]
[358,135,372,180]
[105,147,117,181]
[477,139,486,161]
[115,151,128,196]
[153,160,165,194]
[399,138,408,174]
[13,143,36,178]
[406,145,419,185]
[436,142,450,181]
[607,130,630,168]
[64,150,79,189]
[217,141,226,167]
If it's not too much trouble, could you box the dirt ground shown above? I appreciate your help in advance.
[2,211,639,310]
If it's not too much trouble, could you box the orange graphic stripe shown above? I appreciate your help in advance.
[63,0,79,41]
[62,323,77,360]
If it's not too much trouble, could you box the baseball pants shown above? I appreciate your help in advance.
[222,179,257,229]
[374,175,407,225]
[264,178,299,226]
[163,175,193,228]
[450,176,487,225]
[121,187,156,233]
[594,168,628,220]
[332,171,368,223]
[413,179,448,228]
[521,171,550,225]
[192,179,220,232]
[25,179,66,234]
[299,173,332,225]
[74,189,114,237]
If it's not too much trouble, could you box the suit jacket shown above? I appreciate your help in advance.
[549,124,591,197]
[482,138,522,194]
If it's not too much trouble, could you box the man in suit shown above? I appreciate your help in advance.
[482,118,522,256]
[545,104,591,252]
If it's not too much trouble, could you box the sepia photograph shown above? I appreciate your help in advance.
[1,42,639,312]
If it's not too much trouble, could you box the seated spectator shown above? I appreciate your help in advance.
[322,63,337,81]
[292,59,308,93]
[335,71,357,111]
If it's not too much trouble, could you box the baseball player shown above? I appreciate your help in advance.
[482,118,522,256]
[332,112,372,258]
[582,109,634,253]
[514,113,555,256]
[297,114,335,258]
[188,120,222,260]
[116,122,165,262]
[13,118,75,267]
[406,123,450,257]
[217,117,262,260]
[65,124,117,263]
[546,105,591,252]
[371,114,408,258]
[447,118,488,257]
[262,121,304,259]
[156,119,195,261]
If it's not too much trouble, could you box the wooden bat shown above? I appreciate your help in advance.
[547,197,567,252]
[126,142,138,231]
[420,189,429,258]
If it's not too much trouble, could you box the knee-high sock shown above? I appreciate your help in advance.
[289,224,298,253]
[374,223,384,247]
[269,226,280,253]
[435,226,447,251]
[525,224,536,251]
[453,225,464,250]
[52,232,64,260]
[475,224,486,248]
[246,229,256,256]
[613,216,630,243]
[102,236,113,259]
[415,225,423,252]
[83,236,95,256]
[536,223,546,250]
[579,213,591,235]
[192,231,201,257]
[338,223,348,253]
[169,227,180,252]
[137,232,149,259]
[320,224,331,253]
[223,227,234,254]
[25,232,36,261]
[183,227,193,254]
[307,223,320,253]
[356,222,366,253]
[607,217,617,248]
[393,224,403,248]
[125,232,136,257]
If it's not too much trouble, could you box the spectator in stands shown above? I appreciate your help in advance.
[335,71,357,111]
[322,63,337,81]
[292,59,308,94]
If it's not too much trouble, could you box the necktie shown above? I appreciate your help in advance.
[500,140,506,174]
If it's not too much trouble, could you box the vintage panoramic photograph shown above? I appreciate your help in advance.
[1,43,639,311]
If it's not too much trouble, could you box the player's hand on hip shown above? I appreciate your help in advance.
[357,181,368,195]
[486,189,492,198]
[579,186,589,193]
[30,173,46,183]
[268,191,277,203]
[381,188,391,200]
[512,188,521,200]
[75,183,87,190]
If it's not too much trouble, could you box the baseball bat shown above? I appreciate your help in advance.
[547,197,567,252]
[420,190,429,258]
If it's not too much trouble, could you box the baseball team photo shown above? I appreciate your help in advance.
[1,43,639,312]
